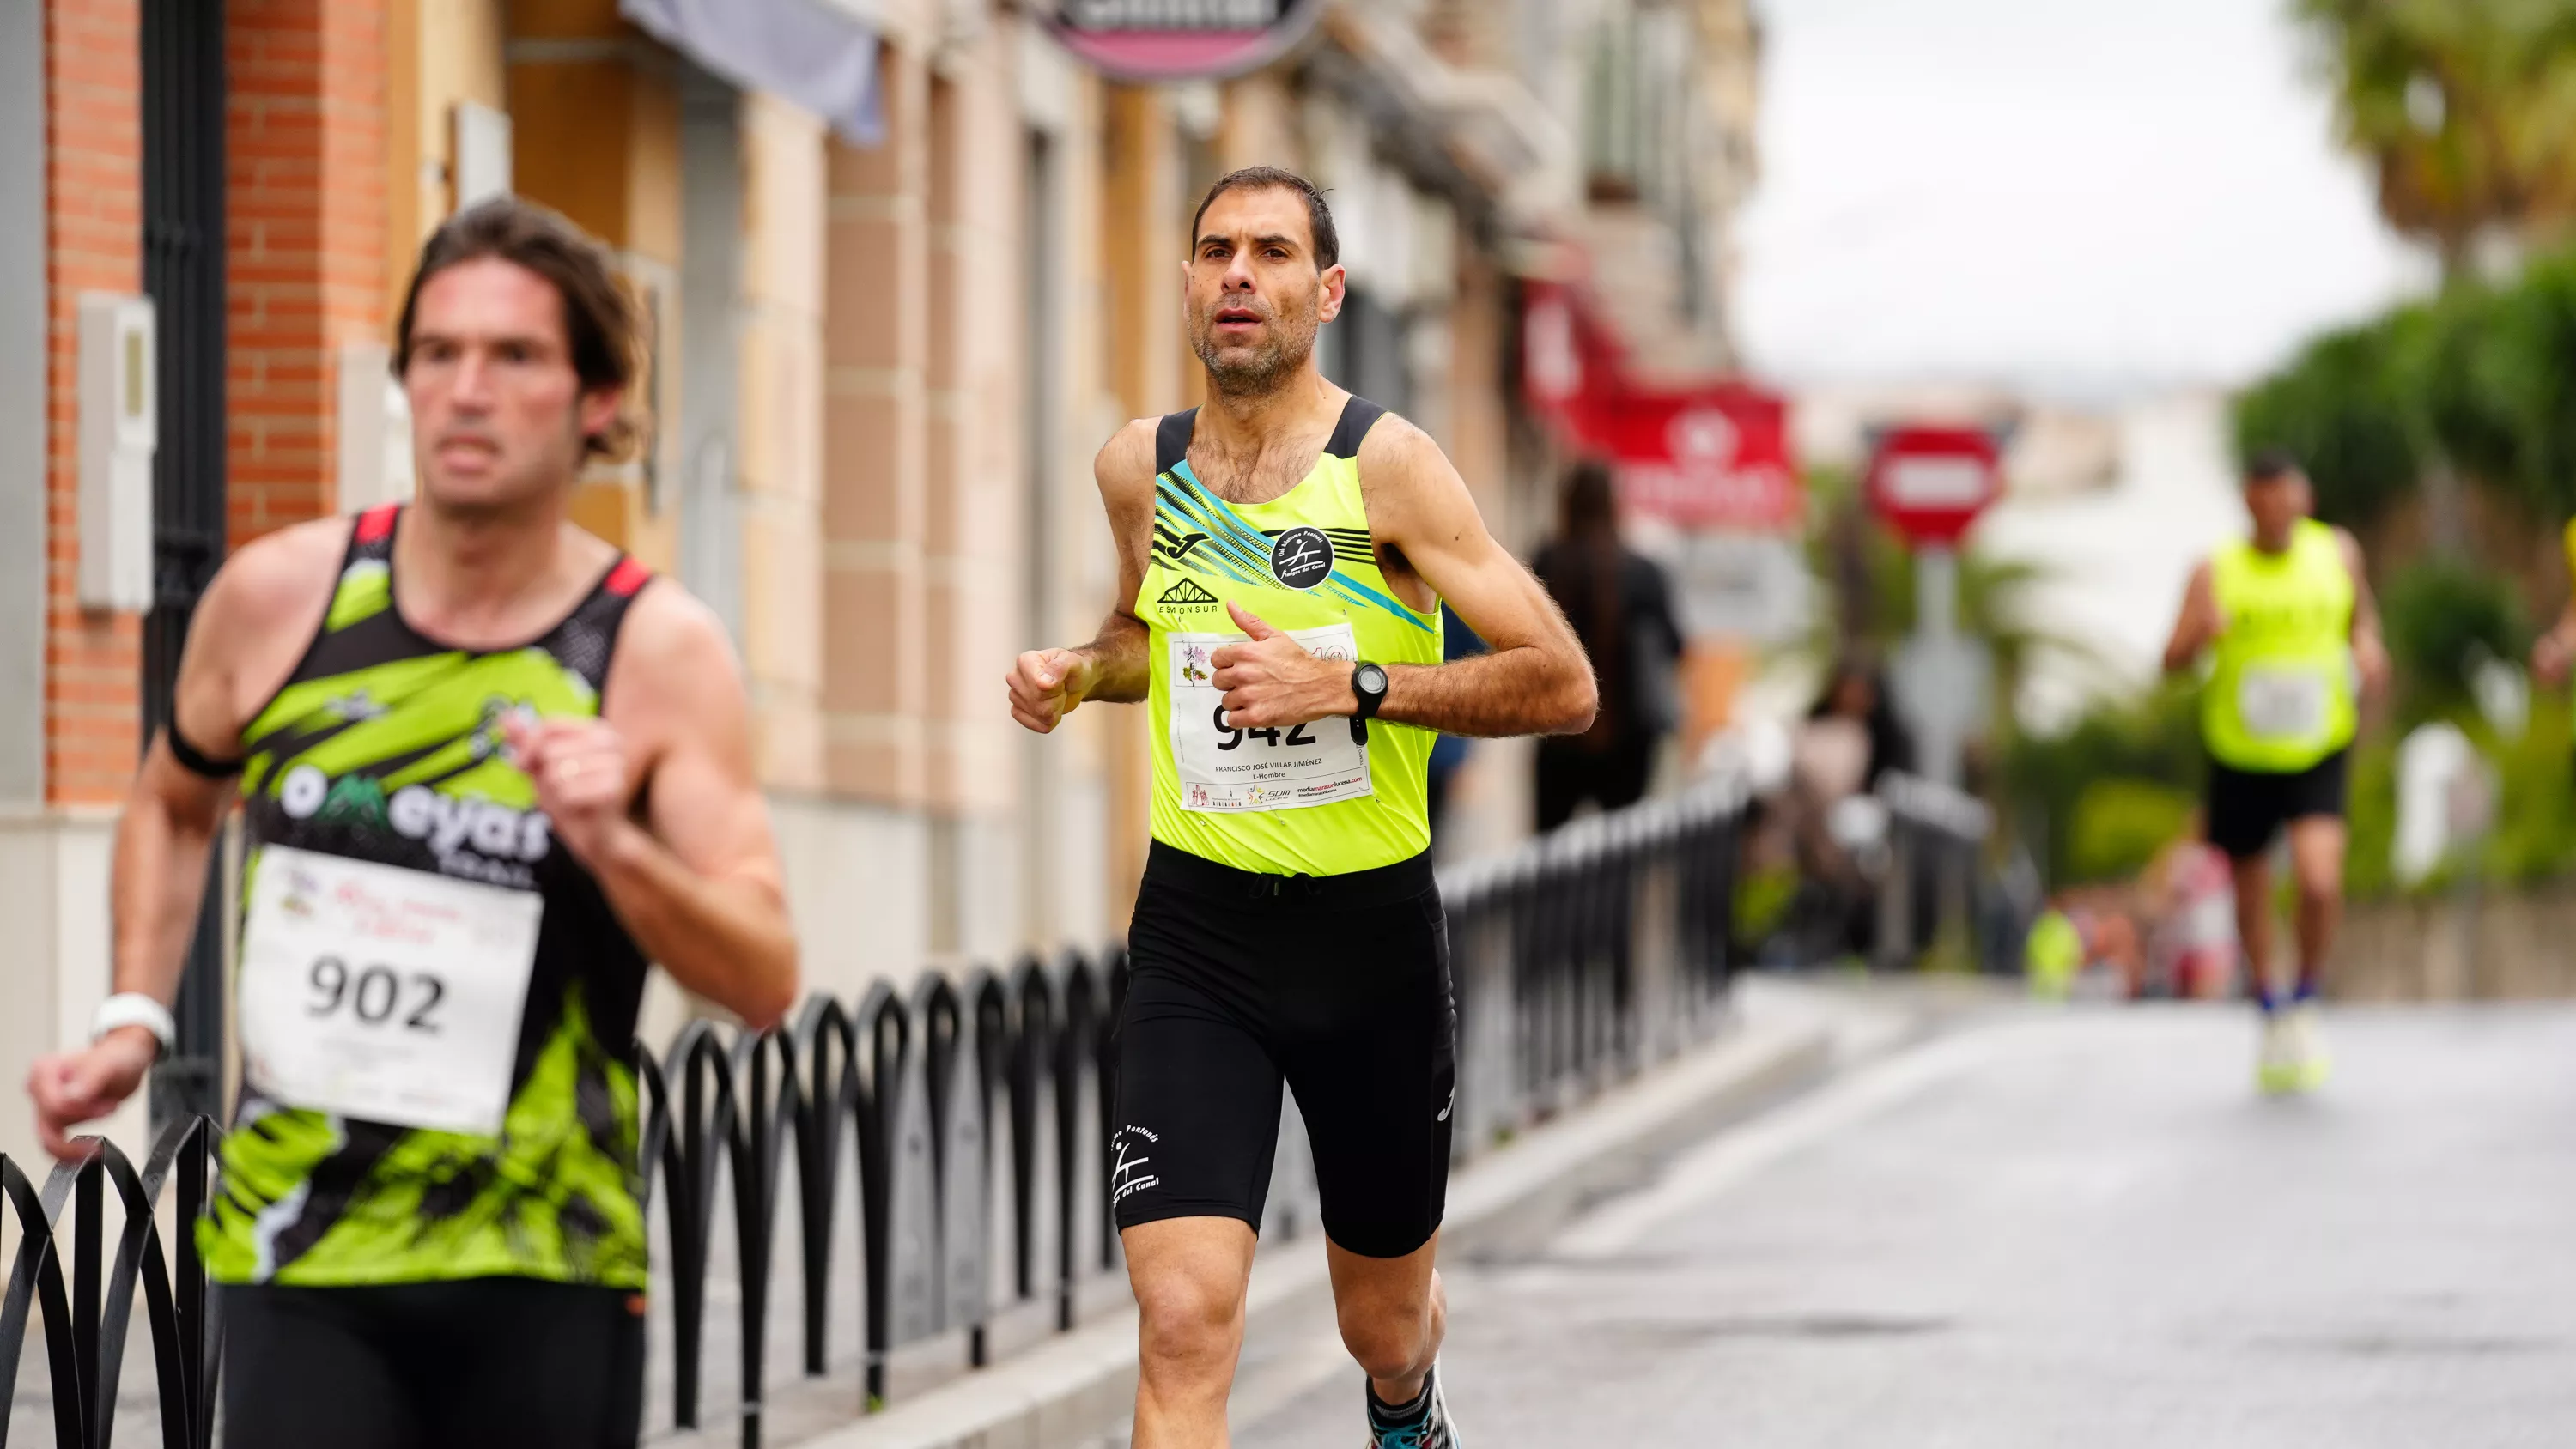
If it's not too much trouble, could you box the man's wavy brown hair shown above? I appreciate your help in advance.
[393,197,646,462]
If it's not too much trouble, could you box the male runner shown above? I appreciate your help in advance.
[27,197,798,1447]
[1007,167,1595,1448]
[2162,450,2385,1093]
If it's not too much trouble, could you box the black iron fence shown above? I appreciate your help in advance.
[4,773,1777,1449]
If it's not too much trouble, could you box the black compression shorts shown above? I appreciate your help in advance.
[1111,841,1457,1260]
[2205,749,2349,861]
[222,1276,646,1448]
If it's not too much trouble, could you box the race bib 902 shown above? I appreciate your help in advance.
[237,846,544,1136]
[1168,622,1374,813]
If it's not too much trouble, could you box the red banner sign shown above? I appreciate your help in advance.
[1524,282,1802,533]
[1584,388,1801,532]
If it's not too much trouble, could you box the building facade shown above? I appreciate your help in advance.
[0,0,1759,1166]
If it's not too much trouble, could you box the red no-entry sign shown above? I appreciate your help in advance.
[1866,425,2002,548]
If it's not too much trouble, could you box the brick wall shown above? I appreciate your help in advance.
[228,0,386,544]
[45,0,143,804]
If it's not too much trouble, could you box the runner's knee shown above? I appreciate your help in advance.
[1335,1290,1433,1380]
[1133,1269,1243,1377]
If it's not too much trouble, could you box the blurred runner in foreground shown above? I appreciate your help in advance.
[26,197,798,1448]
[2162,450,2385,1093]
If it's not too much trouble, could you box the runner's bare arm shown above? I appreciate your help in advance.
[1356,419,1595,738]
[2539,596,2576,687]
[30,523,338,1155]
[2336,528,2390,694]
[1008,421,1156,732]
[553,585,799,1030]
[2162,560,2219,674]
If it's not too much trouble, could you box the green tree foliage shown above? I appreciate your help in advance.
[2069,778,2196,883]
[2232,311,2428,529]
[2235,247,2576,526]
[1997,682,2204,885]
[2379,557,2530,718]
[2427,252,2576,517]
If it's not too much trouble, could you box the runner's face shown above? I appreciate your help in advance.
[1184,187,1344,395]
[404,258,621,514]
[2245,471,2311,543]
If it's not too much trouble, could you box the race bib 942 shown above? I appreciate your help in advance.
[1168,623,1373,813]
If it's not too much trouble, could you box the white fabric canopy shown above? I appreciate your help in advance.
[621,0,883,146]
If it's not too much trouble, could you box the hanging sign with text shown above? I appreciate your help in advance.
[1036,0,1328,81]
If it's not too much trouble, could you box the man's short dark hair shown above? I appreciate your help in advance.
[2245,447,2304,484]
[1190,167,1340,270]
[394,196,643,461]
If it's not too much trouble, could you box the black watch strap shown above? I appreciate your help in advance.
[1351,662,1388,721]
[1348,662,1387,747]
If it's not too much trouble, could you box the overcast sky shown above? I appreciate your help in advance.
[1736,0,2431,399]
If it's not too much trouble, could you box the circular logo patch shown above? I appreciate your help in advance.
[1269,526,1334,590]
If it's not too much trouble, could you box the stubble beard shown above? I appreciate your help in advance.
[1194,312,1318,402]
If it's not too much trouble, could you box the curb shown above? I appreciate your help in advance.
[793,993,1844,1449]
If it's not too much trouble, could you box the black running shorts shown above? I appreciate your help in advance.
[2205,749,2349,862]
[222,1276,646,1448]
[1111,841,1458,1260]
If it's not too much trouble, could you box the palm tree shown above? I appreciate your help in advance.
[2293,0,2576,280]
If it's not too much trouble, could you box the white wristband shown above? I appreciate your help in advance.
[92,993,176,1060]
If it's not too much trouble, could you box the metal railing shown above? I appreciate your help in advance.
[3,775,1749,1449]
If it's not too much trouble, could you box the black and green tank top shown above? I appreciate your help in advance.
[201,504,654,1288]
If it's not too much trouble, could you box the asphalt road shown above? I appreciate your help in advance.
[1228,1003,2576,1449]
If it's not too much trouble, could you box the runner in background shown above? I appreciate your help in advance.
[2162,449,2386,1093]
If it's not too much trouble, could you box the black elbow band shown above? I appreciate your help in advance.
[164,723,246,780]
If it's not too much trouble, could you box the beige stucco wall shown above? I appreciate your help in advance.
[740,94,831,793]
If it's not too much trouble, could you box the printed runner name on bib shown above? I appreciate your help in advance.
[237,844,544,1136]
[1169,622,1373,813]
[2237,666,2329,740]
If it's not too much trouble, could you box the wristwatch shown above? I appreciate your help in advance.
[92,993,176,1061]
[1349,661,1389,745]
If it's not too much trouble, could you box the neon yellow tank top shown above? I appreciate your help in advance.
[1139,399,1443,876]
[2202,518,2356,772]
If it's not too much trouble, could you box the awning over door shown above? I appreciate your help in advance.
[621,0,884,145]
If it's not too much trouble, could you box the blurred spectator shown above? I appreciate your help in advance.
[1533,460,1687,832]
[1804,658,1916,792]
[2142,816,2239,999]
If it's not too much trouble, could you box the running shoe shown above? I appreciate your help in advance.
[1366,1364,1461,1449]
[2257,1010,2300,1095]
[2285,1002,2331,1092]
